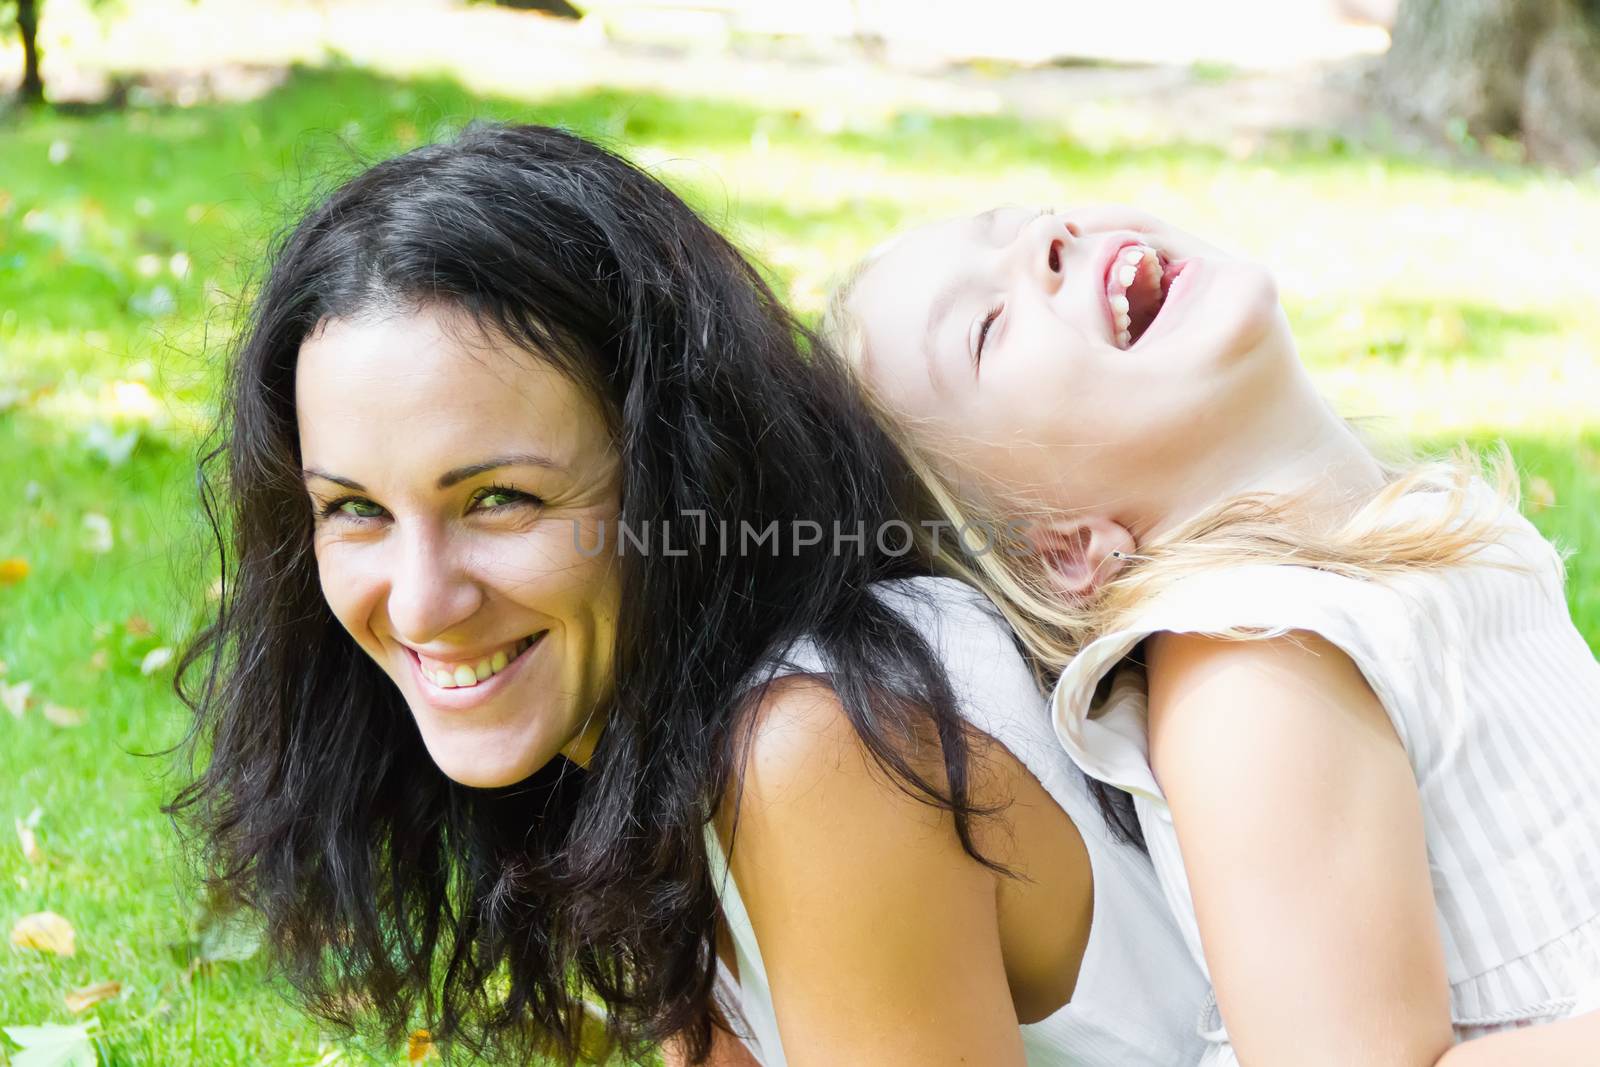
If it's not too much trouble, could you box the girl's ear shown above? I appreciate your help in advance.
[1024,514,1137,600]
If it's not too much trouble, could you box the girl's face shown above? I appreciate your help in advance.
[296,304,623,789]
[846,204,1294,518]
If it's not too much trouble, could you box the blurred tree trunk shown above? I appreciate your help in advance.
[1380,0,1600,170]
[489,0,581,16]
[17,0,44,104]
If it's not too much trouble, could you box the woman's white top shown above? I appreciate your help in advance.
[1049,480,1600,1062]
[704,575,1213,1066]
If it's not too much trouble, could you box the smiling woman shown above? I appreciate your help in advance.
[295,309,621,783]
[159,122,1018,1065]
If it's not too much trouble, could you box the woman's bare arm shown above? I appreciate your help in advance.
[719,675,1028,1067]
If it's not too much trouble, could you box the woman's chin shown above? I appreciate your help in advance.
[419,728,558,789]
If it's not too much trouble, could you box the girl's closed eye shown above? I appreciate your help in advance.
[973,303,1003,372]
[312,484,544,522]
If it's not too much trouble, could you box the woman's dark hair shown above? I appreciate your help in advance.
[163,122,1006,1065]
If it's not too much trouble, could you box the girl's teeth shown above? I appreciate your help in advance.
[1106,243,1162,349]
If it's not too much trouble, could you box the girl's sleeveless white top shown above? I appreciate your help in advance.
[704,575,1213,1066]
[1049,481,1600,1063]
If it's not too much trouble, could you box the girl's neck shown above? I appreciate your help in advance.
[1139,375,1388,544]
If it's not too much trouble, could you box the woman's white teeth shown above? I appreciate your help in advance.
[431,637,533,689]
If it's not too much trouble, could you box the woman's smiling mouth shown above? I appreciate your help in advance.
[404,631,548,708]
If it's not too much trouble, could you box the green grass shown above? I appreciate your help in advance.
[2,61,1598,1066]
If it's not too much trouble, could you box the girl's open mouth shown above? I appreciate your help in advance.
[1105,242,1189,349]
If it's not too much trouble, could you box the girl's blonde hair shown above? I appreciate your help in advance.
[821,253,1542,683]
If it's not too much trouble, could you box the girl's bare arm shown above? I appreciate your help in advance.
[1148,630,1598,1067]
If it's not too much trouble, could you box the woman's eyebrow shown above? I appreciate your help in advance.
[301,452,566,493]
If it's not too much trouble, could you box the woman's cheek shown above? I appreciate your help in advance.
[496,515,620,601]
[313,538,386,659]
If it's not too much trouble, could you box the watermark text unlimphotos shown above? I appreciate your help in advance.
[569,511,1034,559]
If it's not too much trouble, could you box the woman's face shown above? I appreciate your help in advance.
[846,204,1294,515]
[296,304,622,789]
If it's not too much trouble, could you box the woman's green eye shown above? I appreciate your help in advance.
[314,486,536,522]
[472,485,538,511]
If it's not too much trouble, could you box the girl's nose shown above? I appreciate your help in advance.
[1014,211,1079,295]
[386,526,484,647]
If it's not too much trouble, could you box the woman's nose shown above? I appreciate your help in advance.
[385,525,484,646]
[1012,212,1079,295]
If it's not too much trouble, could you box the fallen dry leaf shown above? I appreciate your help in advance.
[123,614,153,637]
[1,679,32,718]
[407,1029,437,1063]
[0,557,27,585]
[14,815,42,864]
[10,910,77,955]
[43,703,87,728]
[64,979,122,1013]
